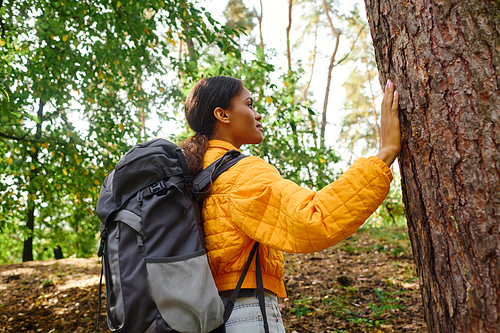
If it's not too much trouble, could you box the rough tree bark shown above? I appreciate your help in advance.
[364,0,500,331]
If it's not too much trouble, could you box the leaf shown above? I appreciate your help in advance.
[27,114,40,123]
[117,1,121,8]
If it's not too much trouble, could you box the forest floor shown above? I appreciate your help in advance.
[0,227,427,332]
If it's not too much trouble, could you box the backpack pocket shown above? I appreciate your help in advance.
[146,250,224,333]
[103,221,125,331]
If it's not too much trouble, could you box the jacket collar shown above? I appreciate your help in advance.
[207,140,240,152]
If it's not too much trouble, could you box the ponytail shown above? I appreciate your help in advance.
[179,133,209,176]
[180,76,244,176]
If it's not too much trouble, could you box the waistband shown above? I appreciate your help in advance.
[219,288,276,299]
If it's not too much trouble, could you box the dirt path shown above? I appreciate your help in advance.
[0,228,426,332]
[280,228,426,332]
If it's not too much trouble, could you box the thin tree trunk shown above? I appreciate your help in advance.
[364,0,500,331]
[182,23,196,61]
[256,0,265,103]
[302,18,319,102]
[286,0,293,75]
[320,0,340,147]
[258,0,264,49]
[284,0,299,149]
[23,99,44,262]
[304,17,319,150]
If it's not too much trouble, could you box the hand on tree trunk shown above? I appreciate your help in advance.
[376,79,401,167]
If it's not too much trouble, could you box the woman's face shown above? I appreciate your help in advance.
[225,87,263,148]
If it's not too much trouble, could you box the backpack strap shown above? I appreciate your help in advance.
[255,246,270,333]
[174,147,193,190]
[192,149,246,199]
[222,241,269,333]
[192,150,269,331]
[223,241,258,321]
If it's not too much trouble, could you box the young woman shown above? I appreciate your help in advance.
[180,75,400,332]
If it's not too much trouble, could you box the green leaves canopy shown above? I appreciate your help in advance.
[0,0,243,262]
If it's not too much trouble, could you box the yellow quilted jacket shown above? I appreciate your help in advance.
[203,140,393,297]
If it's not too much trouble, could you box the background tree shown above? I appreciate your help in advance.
[364,0,500,331]
[338,7,378,163]
[224,0,257,36]
[0,0,243,263]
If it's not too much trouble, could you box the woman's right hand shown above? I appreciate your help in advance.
[376,79,401,167]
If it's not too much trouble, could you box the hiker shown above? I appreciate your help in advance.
[179,75,400,332]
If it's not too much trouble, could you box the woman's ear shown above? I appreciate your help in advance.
[214,107,231,124]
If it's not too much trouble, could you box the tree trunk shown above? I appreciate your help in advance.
[364,0,500,332]
[286,0,293,75]
[258,0,264,49]
[23,99,44,262]
[320,0,340,147]
[302,16,319,102]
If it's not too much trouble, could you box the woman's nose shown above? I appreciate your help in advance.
[255,110,262,121]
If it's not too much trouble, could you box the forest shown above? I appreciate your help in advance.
[1,0,499,332]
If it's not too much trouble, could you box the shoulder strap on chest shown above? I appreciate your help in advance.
[192,149,246,199]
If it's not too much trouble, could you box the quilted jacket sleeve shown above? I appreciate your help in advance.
[228,156,393,253]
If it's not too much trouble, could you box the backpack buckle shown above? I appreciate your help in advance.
[184,175,193,191]
[97,229,107,257]
[149,181,165,195]
[228,150,240,159]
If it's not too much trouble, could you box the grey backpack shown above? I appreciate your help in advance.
[95,138,269,333]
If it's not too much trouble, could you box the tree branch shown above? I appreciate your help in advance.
[258,0,264,48]
[0,131,30,142]
[334,24,365,67]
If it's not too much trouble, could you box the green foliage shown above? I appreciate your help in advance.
[365,172,406,227]
[321,285,406,328]
[290,294,314,317]
[369,288,406,319]
[224,0,257,36]
[40,278,54,288]
[0,0,247,263]
[340,227,413,259]
[0,0,383,264]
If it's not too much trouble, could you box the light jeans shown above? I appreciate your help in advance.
[225,291,286,333]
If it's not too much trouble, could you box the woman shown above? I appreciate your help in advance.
[180,75,400,332]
